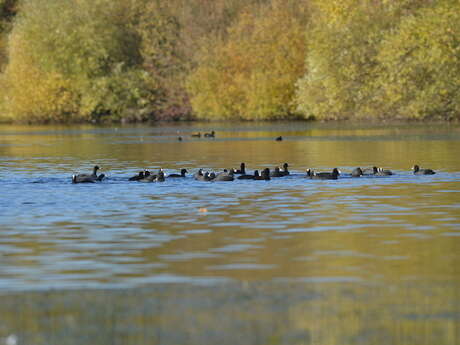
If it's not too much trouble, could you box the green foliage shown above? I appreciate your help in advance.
[374,1,460,120]
[1,0,459,123]
[187,0,309,120]
[295,0,399,120]
[296,0,460,121]
[1,0,182,123]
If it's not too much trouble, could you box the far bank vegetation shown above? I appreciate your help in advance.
[0,0,459,123]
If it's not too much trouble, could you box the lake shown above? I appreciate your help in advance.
[0,121,459,344]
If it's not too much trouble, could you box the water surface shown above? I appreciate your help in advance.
[0,122,459,344]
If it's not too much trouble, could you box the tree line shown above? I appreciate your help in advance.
[0,0,458,123]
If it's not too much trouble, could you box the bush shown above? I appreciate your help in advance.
[295,0,400,120]
[374,1,460,120]
[1,0,182,123]
[187,0,309,120]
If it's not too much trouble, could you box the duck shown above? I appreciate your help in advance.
[204,130,215,138]
[270,166,284,177]
[138,169,158,182]
[195,169,214,181]
[362,166,378,175]
[254,168,270,180]
[194,169,204,180]
[309,168,340,180]
[376,167,393,176]
[275,136,283,141]
[129,171,144,181]
[178,136,183,141]
[351,167,363,177]
[191,132,201,138]
[237,170,257,180]
[280,163,289,176]
[129,170,150,181]
[412,165,435,175]
[155,170,165,182]
[196,171,213,181]
[233,162,246,175]
[72,165,104,183]
[168,168,187,178]
[213,169,234,181]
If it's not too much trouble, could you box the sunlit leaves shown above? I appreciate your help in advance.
[1,0,180,123]
[187,0,308,120]
[1,0,459,122]
[375,1,460,119]
[296,0,398,120]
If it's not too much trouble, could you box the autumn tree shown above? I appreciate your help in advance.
[187,0,309,120]
[374,0,460,120]
[1,0,182,123]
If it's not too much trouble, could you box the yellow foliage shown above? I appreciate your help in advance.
[2,30,79,122]
[187,0,308,120]
[374,1,460,120]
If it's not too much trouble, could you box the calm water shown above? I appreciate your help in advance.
[0,122,460,344]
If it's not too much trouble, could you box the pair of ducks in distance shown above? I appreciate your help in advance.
[178,131,284,142]
[178,130,215,141]
[72,164,435,183]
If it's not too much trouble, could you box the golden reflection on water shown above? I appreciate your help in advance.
[1,122,459,171]
[0,283,459,345]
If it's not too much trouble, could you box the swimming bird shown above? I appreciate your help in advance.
[129,170,146,181]
[412,165,435,175]
[204,131,215,138]
[376,167,393,176]
[270,166,284,177]
[194,169,213,181]
[168,168,187,178]
[196,171,213,181]
[139,174,155,182]
[213,169,234,181]
[155,170,165,182]
[178,136,183,141]
[191,132,201,138]
[194,169,204,180]
[72,165,103,183]
[138,169,158,182]
[351,167,363,177]
[237,170,257,180]
[310,168,340,180]
[254,168,270,180]
[233,162,246,175]
[362,166,378,175]
[280,163,289,176]
[275,136,283,141]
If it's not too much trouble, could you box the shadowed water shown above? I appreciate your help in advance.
[0,122,459,344]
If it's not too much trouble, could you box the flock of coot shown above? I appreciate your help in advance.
[71,163,435,183]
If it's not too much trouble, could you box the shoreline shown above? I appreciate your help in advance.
[0,117,459,126]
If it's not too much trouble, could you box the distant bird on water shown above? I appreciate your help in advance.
[129,170,145,181]
[306,168,340,180]
[168,168,187,178]
[351,167,363,177]
[72,165,104,183]
[275,136,283,141]
[204,130,215,138]
[412,165,435,175]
